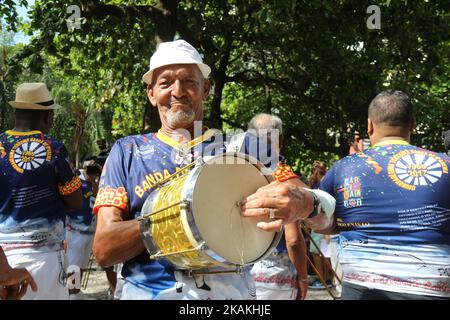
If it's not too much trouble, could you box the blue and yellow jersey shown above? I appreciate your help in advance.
[320,140,450,297]
[93,130,281,297]
[0,130,81,252]
[66,175,96,234]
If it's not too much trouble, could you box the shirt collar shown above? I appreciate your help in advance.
[373,139,410,148]
[156,127,215,150]
[6,130,42,136]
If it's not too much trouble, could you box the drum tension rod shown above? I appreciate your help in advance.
[185,265,244,277]
[150,241,206,260]
[154,162,196,189]
[140,200,191,220]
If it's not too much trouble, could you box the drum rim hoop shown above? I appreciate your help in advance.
[183,152,280,266]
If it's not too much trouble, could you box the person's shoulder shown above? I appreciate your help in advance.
[413,144,449,155]
[81,178,91,188]
[43,134,67,149]
[331,153,361,168]
[412,145,450,162]
[113,132,157,148]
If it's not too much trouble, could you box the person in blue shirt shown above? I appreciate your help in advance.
[66,158,100,299]
[307,90,450,299]
[0,82,82,300]
[247,113,308,300]
[92,40,325,300]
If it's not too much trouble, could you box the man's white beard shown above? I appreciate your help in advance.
[166,108,195,127]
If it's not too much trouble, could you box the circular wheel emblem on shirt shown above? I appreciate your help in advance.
[8,138,52,173]
[387,149,448,191]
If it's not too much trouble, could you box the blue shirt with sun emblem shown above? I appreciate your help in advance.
[320,140,450,297]
[0,130,80,253]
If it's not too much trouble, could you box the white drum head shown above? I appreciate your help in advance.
[191,155,276,264]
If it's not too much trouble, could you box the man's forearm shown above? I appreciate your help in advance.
[284,224,308,281]
[93,219,145,267]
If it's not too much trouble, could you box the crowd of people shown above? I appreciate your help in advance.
[1,39,449,300]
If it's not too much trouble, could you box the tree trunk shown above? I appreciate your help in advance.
[207,35,233,130]
[153,0,179,45]
[209,79,224,130]
[72,105,89,168]
[142,98,161,133]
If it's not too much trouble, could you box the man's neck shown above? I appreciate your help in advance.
[372,135,410,146]
[12,125,39,133]
[12,121,43,133]
[159,124,204,144]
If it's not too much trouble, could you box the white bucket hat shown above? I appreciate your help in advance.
[142,39,211,84]
[9,82,60,110]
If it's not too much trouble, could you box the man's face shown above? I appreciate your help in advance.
[147,64,210,130]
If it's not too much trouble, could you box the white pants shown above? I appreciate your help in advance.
[329,236,343,292]
[120,270,256,300]
[5,250,69,300]
[254,286,297,300]
[65,230,94,269]
[114,263,125,300]
[251,252,298,300]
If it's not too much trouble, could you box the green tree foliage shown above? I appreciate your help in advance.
[0,0,28,32]
[1,0,448,176]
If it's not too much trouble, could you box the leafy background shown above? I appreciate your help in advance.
[1,0,448,177]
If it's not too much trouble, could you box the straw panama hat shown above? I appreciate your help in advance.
[9,82,60,110]
[142,39,211,84]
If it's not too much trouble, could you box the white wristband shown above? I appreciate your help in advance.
[302,188,336,218]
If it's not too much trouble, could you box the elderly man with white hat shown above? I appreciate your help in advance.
[92,40,335,300]
[0,83,82,300]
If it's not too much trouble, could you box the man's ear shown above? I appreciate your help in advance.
[147,85,157,107]
[202,79,211,100]
[367,118,374,137]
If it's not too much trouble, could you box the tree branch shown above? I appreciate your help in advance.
[81,1,181,43]
[81,2,157,18]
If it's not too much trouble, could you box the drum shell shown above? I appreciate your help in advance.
[140,153,283,271]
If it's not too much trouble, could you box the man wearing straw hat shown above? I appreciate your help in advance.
[0,82,82,299]
[92,40,335,300]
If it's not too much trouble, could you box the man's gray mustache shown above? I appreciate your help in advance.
[169,99,191,108]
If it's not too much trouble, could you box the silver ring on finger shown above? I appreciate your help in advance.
[269,208,276,220]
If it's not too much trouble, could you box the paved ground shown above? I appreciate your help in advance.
[79,259,114,300]
[78,259,338,300]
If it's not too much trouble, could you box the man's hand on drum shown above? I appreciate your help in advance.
[240,180,314,232]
